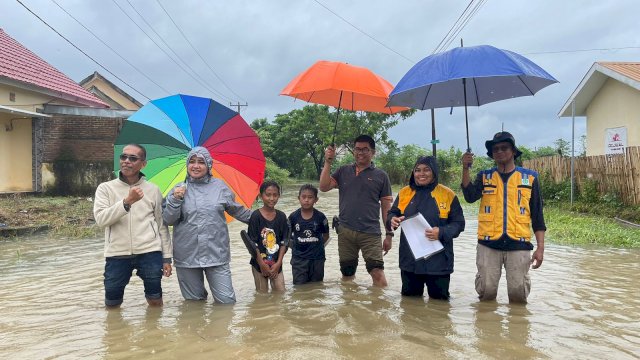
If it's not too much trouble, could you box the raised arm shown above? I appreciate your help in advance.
[461,152,474,187]
[319,146,337,192]
[162,184,184,226]
[93,183,127,228]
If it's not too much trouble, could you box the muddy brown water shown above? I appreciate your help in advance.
[1,186,639,359]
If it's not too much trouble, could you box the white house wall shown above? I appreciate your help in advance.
[586,78,640,156]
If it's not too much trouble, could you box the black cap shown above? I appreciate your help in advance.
[485,131,522,159]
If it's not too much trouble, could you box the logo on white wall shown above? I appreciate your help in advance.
[604,127,627,155]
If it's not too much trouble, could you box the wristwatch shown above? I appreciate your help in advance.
[123,200,131,212]
[386,231,394,237]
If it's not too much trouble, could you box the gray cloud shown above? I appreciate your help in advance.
[2,0,637,153]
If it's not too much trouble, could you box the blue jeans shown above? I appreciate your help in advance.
[104,251,163,306]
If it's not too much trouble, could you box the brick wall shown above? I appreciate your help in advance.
[40,115,124,195]
[42,115,124,162]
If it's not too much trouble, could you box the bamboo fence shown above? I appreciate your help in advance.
[523,147,640,205]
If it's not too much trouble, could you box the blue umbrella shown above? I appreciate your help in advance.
[388,45,558,151]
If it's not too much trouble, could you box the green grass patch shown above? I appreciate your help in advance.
[544,206,640,248]
[458,196,639,248]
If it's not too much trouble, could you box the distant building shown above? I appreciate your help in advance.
[80,71,142,111]
[559,62,640,156]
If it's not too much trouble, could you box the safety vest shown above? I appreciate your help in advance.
[397,184,455,220]
[477,167,537,242]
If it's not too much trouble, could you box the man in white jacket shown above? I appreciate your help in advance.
[93,144,172,308]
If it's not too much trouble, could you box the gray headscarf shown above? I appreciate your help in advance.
[186,146,213,182]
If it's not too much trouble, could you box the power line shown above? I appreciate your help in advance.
[439,0,487,52]
[313,0,414,64]
[432,0,487,54]
[15,0,151,101]
[155,0,246,103]
[122,0,234,102]
[49,0,171,96]
[109,0,231,102]
[432,0,475,54]
[524,46,640,55]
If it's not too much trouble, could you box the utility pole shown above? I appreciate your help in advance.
[229,102,248,114]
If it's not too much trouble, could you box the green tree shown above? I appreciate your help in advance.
[261,105,415,178]
[264,158,290,185]
[534,146,557,158]
[554,138,570,157]
[376,143,426,184]
[579,134,587,156]
[251,118,275,157]
[269,105,334,178]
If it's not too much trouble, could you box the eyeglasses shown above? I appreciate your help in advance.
[492,144,512,153]
[354,147,371,154]
[119,154,141,162]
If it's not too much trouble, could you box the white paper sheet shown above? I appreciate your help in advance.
[399,213,444,260]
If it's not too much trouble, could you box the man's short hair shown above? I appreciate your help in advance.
[126,144,147,161]
[354,135,375,150]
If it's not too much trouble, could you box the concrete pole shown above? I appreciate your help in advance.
[571,99,575,206]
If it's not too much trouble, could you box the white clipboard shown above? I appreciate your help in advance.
[399,213,444,260]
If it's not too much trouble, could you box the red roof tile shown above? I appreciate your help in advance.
[0,28,108,108]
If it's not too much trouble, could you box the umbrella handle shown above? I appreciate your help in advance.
[331,92,343,146]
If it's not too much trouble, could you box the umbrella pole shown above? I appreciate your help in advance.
[463,78,470,152]
[431,109,437,159]
[331,91,344,146]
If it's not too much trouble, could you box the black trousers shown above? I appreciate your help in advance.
[401,270,450,300]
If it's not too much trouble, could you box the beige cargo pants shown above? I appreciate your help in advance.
[475,244,531,303]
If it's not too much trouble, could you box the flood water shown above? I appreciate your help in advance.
[1,185,639,359]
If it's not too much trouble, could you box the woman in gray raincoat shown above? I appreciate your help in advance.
[163,147,252,303]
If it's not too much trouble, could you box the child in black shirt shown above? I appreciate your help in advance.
[248,180,290,292]
[288,184,329,285]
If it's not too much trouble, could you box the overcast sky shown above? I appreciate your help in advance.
[2,0,639,153]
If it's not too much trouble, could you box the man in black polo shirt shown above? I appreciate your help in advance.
[319,135,394,287]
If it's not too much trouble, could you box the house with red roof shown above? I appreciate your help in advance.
[0,28,137,194]
[559,62,640,156]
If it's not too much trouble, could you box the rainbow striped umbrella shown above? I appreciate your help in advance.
[114,94,265,210]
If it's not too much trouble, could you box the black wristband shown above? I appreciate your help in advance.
[386,231,394,237]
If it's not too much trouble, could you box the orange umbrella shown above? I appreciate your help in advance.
[280,60,407,143]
